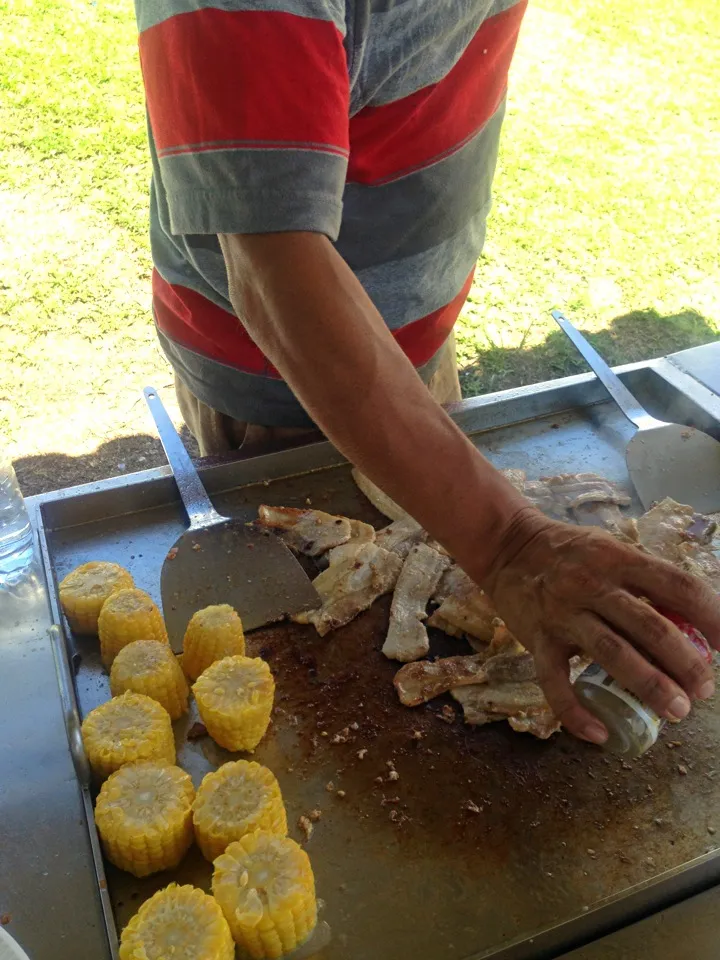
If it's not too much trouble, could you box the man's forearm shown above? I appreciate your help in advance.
[219,232,528,582]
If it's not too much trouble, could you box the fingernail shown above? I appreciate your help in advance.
[580,722,608,745]
[666,695,691,720]
[698,680,715,701]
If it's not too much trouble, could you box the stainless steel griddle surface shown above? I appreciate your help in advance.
[34,359,720,960]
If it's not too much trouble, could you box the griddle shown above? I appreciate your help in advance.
[35,356,720,960]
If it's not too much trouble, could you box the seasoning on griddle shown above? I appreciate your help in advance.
[574,608,713,758]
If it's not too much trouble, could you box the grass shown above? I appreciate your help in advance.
[1,0,719,491]
[457,0,720,393]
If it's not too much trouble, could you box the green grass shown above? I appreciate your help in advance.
[457,0,720,393]
[1,0,149,241]
[1,0,718,472]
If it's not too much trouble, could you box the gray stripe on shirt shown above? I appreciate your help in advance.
[156,325,447,427]
[149,103,502,326]
[357,206,489,329]
[350,0,524,113]
[135,0,346,34]
[158,145,348,237]
[337,101,504,270]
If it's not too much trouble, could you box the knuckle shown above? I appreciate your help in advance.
[590,629,624,664]
[671,569,703,598]
[643,621,669,650]
[573,567,600,593]
[637,670,673,705]
[555,563,603,598]
[636,610,673,649]
[683,656,711,687]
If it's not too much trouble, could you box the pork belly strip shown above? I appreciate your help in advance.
[635,498,720,589]
[294,541,403,637]
[257,505,352,556]
[394,654,489,706]
[508,711,562,739]
[522,479,567,518]
[394,650,536,707]
[543,473,632,508]
[451,656,591,736]
[382,544,451,662]
[520,472,630,521]
[375,517,427,559]
[452,681,550,722]
[433,565,474,604]
[324,519,376,566]
[427,578,499,643]
[573,501,627,530]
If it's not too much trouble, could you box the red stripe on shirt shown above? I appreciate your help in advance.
[347,0,527,185]
[139,8,349,155]
[152,270,473,376]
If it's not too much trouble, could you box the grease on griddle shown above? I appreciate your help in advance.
[247,594,717,878]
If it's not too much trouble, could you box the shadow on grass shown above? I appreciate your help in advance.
[15,430,200,498]
[460,308,719,398]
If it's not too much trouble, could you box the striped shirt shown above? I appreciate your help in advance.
[135,0,527,426]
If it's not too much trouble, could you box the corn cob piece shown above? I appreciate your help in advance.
[182,604,245,681]
[193,760,287,862]
[110,639,189,719]
[98,588,168,667]
[94,762,194,877]
[212,831,317,960]
[81,691,175,780]
[193,655,274,752]
[59,561,134,635]
[119,883,234,960]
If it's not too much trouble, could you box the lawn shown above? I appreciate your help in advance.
[1,0,718,493]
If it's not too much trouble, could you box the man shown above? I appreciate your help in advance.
[133,0,719,744]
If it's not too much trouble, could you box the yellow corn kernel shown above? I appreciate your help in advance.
[110,640,189,720]
[81,691,175,780]
[212,831,317,960]
[192,760,287,863]
[94,762,194,877]
[192,656,274,752]
[182,604,245,681]
[59,562,134,635]
[98,588,168,668]
[119,883,234,960]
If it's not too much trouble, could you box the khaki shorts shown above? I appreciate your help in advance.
[176,335,462,459]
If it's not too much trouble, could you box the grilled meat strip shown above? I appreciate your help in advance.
[382,544,451,662]
[294,541,403,637]
[257,505,352,556]
[375,517,427,559]
[394,650,535,707]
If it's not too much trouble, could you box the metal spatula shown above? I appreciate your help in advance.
[552,311,720,513]
[144,387,320,650]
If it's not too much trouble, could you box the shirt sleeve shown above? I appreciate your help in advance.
[135,0,350,238]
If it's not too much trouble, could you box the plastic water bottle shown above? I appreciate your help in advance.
[0,456,34,582]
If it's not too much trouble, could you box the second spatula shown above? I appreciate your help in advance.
[552,310,720,513]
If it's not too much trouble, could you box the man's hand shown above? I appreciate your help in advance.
[219,230,719,746]
[480,508,720,744]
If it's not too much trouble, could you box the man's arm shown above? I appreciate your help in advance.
[221,231,720,743]
[220,231,526,575]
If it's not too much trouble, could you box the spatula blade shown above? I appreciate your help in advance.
[626,424,720,514]
[161,520,320,651]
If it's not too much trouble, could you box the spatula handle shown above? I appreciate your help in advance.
[144,387,223,528]
[552,311,660,430]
